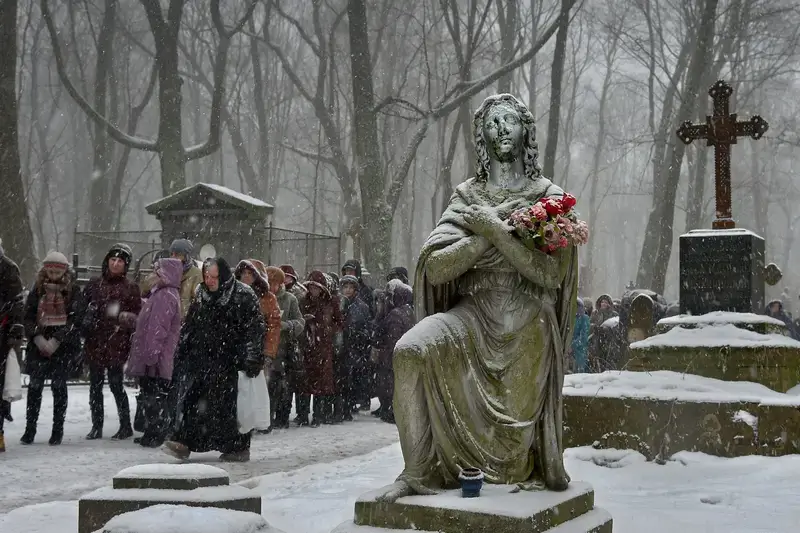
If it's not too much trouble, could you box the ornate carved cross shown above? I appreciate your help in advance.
[676,80,769,229]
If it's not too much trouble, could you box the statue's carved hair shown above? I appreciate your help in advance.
[472,94,542,183]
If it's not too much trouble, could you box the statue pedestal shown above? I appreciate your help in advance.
[332,482,612,533]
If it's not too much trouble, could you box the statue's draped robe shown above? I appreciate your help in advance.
[393,177,579,493]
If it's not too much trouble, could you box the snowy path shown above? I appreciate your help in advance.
[0,387,398,513]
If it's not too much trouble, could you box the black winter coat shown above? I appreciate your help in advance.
[340,296,372,371]
[0,251,24,405]
[171,279,265,453]
[23,270,84,380]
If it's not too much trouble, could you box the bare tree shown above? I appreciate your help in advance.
[40,0,257,201]
[0,0,36,274]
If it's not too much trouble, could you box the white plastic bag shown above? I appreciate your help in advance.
[3,348,23,403]
[237,370,270,434]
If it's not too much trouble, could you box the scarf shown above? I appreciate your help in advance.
[38,278,69,328]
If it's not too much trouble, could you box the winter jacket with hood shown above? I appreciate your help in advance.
[301,270,344,395]
[126,258,183,380]
[280,264,307,303]
[372,282,415,398]
[268,267,305,371]
[571,298,590,372]
[82,244,142,368]
[767,300,799,340]
[0,241,24,411]
[590,293,617,328]
[341,259,375,316]
[235,259,281,359]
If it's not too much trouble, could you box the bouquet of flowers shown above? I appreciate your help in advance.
[509,193,589,254]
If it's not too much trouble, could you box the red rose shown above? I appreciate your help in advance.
[560,193,577,211]
[542,198,563,216]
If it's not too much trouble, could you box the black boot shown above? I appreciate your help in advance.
[49,381,67,446]
[88,366,105,440]
[86,427,103,440]
[110,375,133,440]
[20,427,36,445]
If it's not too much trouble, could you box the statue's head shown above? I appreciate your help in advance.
[473,94,542,182]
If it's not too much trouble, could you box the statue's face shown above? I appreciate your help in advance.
[483,103,523,162]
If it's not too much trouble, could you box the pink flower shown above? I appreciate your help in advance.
[530,204,548,221]
[558,236,569,248]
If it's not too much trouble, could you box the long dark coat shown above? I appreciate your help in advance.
[23,269,84,380]
[0,250,24,405]
[82,273,141,368]
[171,277,265,453]
[372,285,415,399]
[338,296,371,385]
[301,273,343,396]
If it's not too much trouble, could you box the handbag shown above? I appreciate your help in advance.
[237,370,270,433]
[3,348,23,402]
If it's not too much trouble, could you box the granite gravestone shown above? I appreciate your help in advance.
[679,229,765,315]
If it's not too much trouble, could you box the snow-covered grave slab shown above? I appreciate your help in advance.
[637,323,798,349]
[344,481,611,533]
[624,323,800,393]
[563,371,800,407]
[95,504,282,533]
[659,311,785,329]
[562,371,800,459]
[113,464,230,490]
[79,464,261,533]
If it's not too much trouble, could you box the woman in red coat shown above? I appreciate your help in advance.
[81,244,141,440]
[300,270,343,427]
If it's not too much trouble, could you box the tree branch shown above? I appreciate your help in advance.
[281,142,338,167]
[40,0,158,152]
[185,0,258,162]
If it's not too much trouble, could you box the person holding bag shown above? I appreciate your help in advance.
[0,241,26,452]
[18,252,83,446]
[126,257,182,447]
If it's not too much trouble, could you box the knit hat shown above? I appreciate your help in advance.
[43,251,69,267]
[341,259,362,278]
[386,266,409,284]
[103,243,133,276]
[340,275,359,287]
[169,238,194,257]
[266,266,285,285]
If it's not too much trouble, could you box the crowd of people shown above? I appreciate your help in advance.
[0,239,417,459]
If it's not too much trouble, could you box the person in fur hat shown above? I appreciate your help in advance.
[235,259,281,434]
[299,270,343,427]
[81,243,141,441]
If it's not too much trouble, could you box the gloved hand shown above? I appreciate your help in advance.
[243,359,261,378]
[118,311,138,328]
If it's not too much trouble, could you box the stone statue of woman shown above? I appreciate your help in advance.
[380,94,579,502]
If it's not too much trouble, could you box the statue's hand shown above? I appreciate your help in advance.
[461,204,509,239]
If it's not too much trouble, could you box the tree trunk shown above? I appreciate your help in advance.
[157,28,186,195]
[541,0,571,178]
[0,0,36,276]
[347,0,389,275]
[497,0,518,93]
[636,0,719,293]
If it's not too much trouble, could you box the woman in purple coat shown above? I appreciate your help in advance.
[126,258,182,447]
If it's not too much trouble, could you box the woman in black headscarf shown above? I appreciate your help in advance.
[163,258,265,462]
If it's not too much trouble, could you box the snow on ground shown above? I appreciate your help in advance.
[0,386,397,513]
[5,443,799,533]
[564,370,800,405]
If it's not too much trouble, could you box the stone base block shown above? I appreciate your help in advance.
[625,344,800,393]
[78,486,261,533]
[563,393,800,459]
[337,481,611,533]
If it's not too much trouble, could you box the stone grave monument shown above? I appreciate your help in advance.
[78,464,261,533]
[563,81,800,461]
[145,182,274,264]
[334,94,611,532]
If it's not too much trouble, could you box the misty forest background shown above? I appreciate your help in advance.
[1,0,800,303]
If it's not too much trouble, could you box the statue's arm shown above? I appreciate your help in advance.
[487,226,564,289]
[425,235,492,286]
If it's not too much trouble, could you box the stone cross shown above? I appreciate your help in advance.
[676,80,769,230]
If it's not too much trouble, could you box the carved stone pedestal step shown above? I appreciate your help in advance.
[78,464,261,533]
[332,481,612,533]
